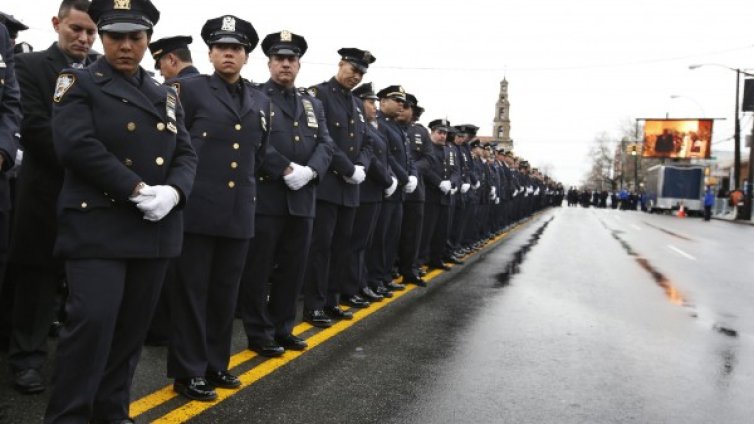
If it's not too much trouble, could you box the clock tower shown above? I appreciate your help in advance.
[493,78,512,150]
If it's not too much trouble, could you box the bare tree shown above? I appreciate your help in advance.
[583,131,617,190]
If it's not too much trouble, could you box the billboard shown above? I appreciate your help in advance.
[642,119,712,159]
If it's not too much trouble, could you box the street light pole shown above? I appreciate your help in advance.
[632,150,638,190]
[746,123,754,220]
[734,69,741,189]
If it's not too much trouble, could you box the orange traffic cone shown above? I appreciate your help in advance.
[677,204,686,218]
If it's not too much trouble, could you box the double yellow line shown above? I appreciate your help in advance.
[129,224,522,422]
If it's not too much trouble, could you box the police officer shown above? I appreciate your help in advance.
[303,48,374,327]
[148,35,198,81]
[366,85,416,292]
[166,15,268,402]
[347,82,397,301]
[397,93,433,286]
[144,35,197,347]
[420,119,459,270]
[44,0,197,421]
[240,30,333,357]
[8,0,98,394]
[0,21,20,296]
[0,12,28,46]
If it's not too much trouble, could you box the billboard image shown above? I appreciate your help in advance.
[642,119,713,159]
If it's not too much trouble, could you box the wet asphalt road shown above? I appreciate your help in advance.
[2,206,754,423]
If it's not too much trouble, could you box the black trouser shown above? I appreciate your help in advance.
[167,234,249,379]
[704,205,712,221]
[421,201,450,265]
[398,201,424,277]
[303,201,356,310]
[45,258,168,424]
[145,266,174,344]
[8,264,64,372]
[449,203,470,250]
[366,200,402,285]
[241,215,313,343]
[348,202,382,292]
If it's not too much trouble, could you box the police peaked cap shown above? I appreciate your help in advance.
[0,12,28,39]
[338,47,375,73]
[262,30,307,57]
[201,15,258,52]
[149,35,192,69]
[353,82,379,100]
[377,85,406,102]
[88,0,160,33]
[428,118,451,131]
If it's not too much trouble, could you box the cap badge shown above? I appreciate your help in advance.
[398,86,405,94]
[221,16,236,32]
[280,30,292,42]
[363,51,372,61]
[113,0,131,10]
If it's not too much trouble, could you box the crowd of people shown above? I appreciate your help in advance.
[565,187,647,211]
[0,1,564,422]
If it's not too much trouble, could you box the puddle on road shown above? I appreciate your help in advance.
[495,217,554,287]
[599,218,737,339]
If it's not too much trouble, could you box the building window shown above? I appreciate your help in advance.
[498,129,504,138]
[499,108,505,119]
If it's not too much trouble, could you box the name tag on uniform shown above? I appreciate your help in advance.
[449,150,456,166]
[413,134,422,145]
[302,99,317,128]
[260,110,267,132]
[356,107,365,123]
[0,53,5,68]
[165,93,178,133]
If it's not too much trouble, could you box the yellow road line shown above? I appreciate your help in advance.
[130,220,525,419]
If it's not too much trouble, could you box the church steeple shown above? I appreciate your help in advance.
[493,78,512,150]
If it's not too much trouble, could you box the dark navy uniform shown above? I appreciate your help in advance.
[0,22,20,296]
[44,2,197,421]
[420,120,460,268]
[167,15,268,394]
[303,49,374,318]
[8,41,99,380]
[241,30,334,350]
[398,100,434,283]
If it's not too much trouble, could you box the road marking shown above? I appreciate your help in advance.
[631,224,641,231]
[130,213,540,421]
[667,244,696,260]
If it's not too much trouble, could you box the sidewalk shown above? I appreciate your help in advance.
[712,209,754,226]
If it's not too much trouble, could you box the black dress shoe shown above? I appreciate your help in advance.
[428,261,451,271]
[304,309,333,328]
[417,268,427,277]
[443,256,464,265]
[360,286,383,302]
[403,274,427,287]
[174,377,217,401]
[384,281,406,291]
[206,369,241,388]
[13,369,45,394]
[248,339,285,357]
[340,294,370,308]
[373,285,394,298]
[275,334,308,351]
[324,305,353,320]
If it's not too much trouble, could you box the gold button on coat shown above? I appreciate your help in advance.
[235,124,242,130]
[202,132,207,137]
[228,181,236,188]
[127,122,136,131]
[155,157,164,166]
[156,122,165,131]
[81,202,88,209]
[233,143,240,150]
[124,158,133,166]
[230,161,238,169]
[294,136,300,142]
[293,122,299,127]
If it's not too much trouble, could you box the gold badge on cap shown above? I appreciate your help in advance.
[221,16,236,32]
[281,30,292,42]
[363,51,372,62]
[398,86,405,94]
[113,0,131,10]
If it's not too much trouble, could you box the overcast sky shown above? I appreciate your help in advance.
[7,0,754,185]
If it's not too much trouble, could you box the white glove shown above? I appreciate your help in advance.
[534,188,540,195]
[284,163,316,191]
[439,180,452,194]
[450,186,458,195]
[404,175,418,193]
[473,181,481,190]
[384,176,398,197]
[131,184,179,222]
[495,198,500,204]
[513,188,519,197]
[461,183,471,194]
[490,186,497,198]
[527,186,534,194]
[344,165,366,184]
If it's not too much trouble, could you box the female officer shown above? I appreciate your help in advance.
[166,15,269,402]
[44,0,197,422]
